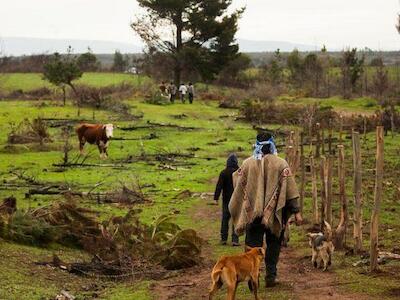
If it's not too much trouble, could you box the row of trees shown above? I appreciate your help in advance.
[0,49,131,73]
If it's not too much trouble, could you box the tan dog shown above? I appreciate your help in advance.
[209,247,265,300]
[307,221,334,271]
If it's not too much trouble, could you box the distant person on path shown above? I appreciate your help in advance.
[229,132,303,287]
[214,153,240,246]
[188,82,195,104]
[159,81,167,95]
[168,82,177,103]
[179,83,187,103]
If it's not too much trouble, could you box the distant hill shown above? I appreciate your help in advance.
[1,37,142,56]
[237,39,317,52]
[2,37,320,56]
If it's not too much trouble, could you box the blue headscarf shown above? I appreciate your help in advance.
[253,137,278,160]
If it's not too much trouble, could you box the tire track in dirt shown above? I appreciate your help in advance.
[152,194,370,300]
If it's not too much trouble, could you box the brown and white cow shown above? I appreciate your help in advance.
[76,123,114,159]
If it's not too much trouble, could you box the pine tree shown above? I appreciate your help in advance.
[131,0,244,84]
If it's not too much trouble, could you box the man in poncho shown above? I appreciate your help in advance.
[229,132,303,287]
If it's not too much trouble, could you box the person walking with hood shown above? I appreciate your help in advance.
[229,132,303,287]
[214,153,240,246]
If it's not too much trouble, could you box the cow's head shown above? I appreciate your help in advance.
[103,124,114,138]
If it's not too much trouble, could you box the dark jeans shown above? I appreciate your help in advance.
[170,93,176,103]
[221,201,239,243]
[188,93,194,104]
[245,219,283,281]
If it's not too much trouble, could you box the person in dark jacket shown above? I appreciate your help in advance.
[214,153,240,246]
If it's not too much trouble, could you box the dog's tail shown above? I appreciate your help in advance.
[211,264,224,287]
[323,220,333,241]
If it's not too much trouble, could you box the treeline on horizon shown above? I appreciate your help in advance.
[1,49,400,73]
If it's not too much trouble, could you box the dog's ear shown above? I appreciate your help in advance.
[244,245,253,252]
[258,247,265,257]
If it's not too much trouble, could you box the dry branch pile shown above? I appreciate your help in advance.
[7,118,52,144]
[0,198,203,278]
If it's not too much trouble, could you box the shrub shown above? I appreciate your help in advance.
[144,90,171,105]
[7,118,51,145]
[240,100,337,128]
[72,83,135,118]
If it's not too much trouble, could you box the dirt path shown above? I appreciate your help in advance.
[152,195,370,300]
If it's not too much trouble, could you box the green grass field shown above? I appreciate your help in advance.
[1,74,400,299]
[1,72,149,92]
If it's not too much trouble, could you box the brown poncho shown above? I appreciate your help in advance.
[229,154,299,237]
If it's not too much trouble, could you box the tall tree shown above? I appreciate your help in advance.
[287,49,304,87]
[112,50,129,72]
[131,0,244,84]
[267,49,284,86]
[43,48,82,107]
[77,48,99,71]
[372,57,389,103]
[340,48,364,98]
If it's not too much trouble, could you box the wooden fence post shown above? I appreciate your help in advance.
[320,156,327,226]
[299,132,305,213]
[335,145,348,249]
[316,123,321,158]
[328,124,333,155]
[370,126,384,272]
[339,115,344,144]
[310,155,319,224]
[326,156,333,225]
[363,117,367,146]
[352,131,363,254]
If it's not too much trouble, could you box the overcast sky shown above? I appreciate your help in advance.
[1,0,400,50]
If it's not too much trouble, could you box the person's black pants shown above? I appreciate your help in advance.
[188,93,194,104]
[221,201,239,243]
[245,218,283,281]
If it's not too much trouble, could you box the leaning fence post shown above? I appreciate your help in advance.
[335,145,348,249]
[370,126,384,272]
[352,131,363,254]
[310,155,319,224]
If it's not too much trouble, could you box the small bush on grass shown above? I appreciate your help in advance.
[73,83,135,118]
[7,118,51,145]
[144,90,171,105]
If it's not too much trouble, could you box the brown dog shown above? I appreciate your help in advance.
[209,247,265,300]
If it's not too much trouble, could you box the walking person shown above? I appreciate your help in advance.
[159,81,167,95]
[229,132,303,287]
[188,82,195,104]
[214,154,240,246]
[168,82,177,103]
[179,83,187,103]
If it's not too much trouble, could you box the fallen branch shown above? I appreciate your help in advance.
[120,121,200,131]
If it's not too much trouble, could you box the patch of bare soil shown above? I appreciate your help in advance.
[276,248,370,300]
[152,194,371,300]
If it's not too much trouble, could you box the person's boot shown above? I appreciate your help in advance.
[232,241,241,247]
[220,240,227,245]
[265,276,278,288]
